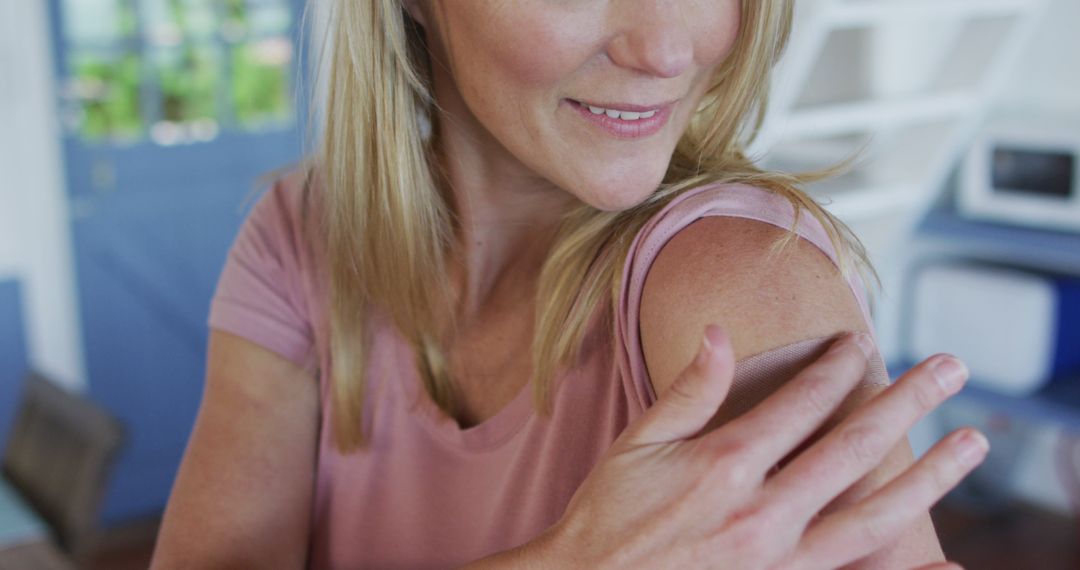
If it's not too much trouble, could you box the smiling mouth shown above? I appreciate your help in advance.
[565,98,674,139]
[567,98,677,121]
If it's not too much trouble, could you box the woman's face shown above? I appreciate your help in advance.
[412,0,742,212]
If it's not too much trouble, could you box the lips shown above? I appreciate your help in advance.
[566,98,674,140]
[568,98,676,113]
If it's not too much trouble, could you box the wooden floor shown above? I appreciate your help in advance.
[74,500,1079,569]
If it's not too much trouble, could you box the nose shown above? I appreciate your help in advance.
[606,0,694,78]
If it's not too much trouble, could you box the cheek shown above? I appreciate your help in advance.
[695,0,742,67]
[494,25,580,88]
[453,7,582,100]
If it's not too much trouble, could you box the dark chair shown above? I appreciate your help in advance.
[1,371,125,563]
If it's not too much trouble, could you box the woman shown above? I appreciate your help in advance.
[152,1,985,568]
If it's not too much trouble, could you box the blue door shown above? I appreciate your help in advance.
[0,281,28,455]
[48,0,308,523]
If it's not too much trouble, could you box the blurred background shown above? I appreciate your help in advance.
[0,0,1077,568]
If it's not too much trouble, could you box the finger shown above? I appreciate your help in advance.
[765,353,969,520]
[621,325,735,446]
[789,428,987,570]
[706,332,871,472]
[915,564,964,570]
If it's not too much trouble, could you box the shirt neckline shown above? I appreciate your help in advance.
[390,330,535,452]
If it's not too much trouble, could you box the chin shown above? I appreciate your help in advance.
[572,170,666,213]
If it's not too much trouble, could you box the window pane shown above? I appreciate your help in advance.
[142,0,218,46]
[67,51,143,141]
[62,0,137,45]
[151,44,222,144]
[60,0,298,141]
[222,0,292,40]
[246,0,292,36]
[231,38,294,129]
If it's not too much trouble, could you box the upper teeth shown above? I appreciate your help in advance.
[585,104,657,121]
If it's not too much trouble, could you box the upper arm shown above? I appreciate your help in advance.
[639,215,943,568]
[151,329,319,569]
[641,215,866,388]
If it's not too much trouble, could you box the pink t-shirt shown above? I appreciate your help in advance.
[208,170,888,569]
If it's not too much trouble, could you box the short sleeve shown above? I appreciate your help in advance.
[615,182,890,413]
[208,179,315,369]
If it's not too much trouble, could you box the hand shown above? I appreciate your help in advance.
[542,326,984,570]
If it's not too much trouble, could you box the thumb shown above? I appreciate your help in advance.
[623,325,735,447]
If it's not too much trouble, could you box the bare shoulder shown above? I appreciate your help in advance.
[639,214,868,398]
[639,213,946,567]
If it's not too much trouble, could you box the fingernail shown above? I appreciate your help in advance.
[930,355,968,394]
[694,332,713,368]
[955,430,989,467]
[704,325,726,349]
[854,332,874,358]
[827,333,852,354]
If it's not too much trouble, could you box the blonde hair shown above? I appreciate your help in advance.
[309,0,875,451]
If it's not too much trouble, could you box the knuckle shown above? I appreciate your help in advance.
[754,499,791,532]
[748,503,792,547]
[825,336,860,359]
[910,372,947,413]
[694,439,758,492]
[716,462,755,490]
[721,502,781,555]
[704,433,756,466]
[827,338,868,368]
[712,437,754,464]
[707,451,755,490]
[857,504,895,545]
[927,451,966,491]
[804,341,866,391]
[840,423,887,467]
[929,460,956,492]
[667,371,701,403]
[799,370,838,416]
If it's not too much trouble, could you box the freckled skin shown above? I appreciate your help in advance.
[417,0,741,211]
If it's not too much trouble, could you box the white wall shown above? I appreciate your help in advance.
[989,0,1080,513]
[0,1,85,390]
[995,0,1080,115]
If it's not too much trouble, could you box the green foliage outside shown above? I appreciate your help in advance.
[73,53,143,140]
[158,46,219,123]
[69,0,294,142]
[231,42,292,128]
